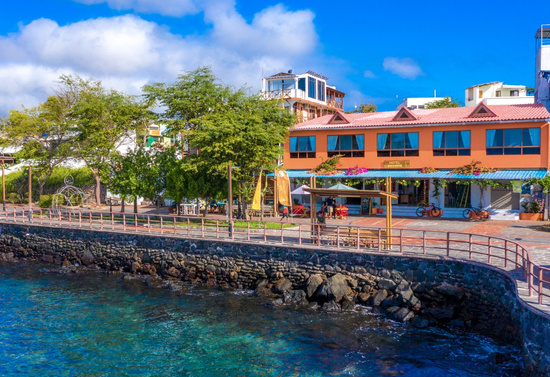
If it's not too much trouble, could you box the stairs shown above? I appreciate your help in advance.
[488,209,519,221]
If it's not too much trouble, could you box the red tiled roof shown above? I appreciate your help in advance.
[291,104,550,131]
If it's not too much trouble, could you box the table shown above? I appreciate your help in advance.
[181,204,196,215]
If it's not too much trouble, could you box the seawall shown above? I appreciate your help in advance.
[0,222,549,376]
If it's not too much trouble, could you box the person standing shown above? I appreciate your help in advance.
[327,196,335,219]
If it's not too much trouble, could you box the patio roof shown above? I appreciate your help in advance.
[303,188,398,199]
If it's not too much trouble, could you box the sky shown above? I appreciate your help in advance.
[0,0,547,116]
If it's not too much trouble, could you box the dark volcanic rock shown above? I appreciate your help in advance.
[317,273,351,302]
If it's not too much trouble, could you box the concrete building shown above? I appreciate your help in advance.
[535,24,550,111]
[261,70,345,123]
[465,82,534,107]
[396,97,447,110]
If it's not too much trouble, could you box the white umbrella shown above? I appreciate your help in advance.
[291,184,311,195]
[328,182,358,190]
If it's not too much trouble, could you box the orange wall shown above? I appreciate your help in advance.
[283,121,550,170]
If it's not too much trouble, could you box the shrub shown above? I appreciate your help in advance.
[7,192,21,204]
[39,195,53,208]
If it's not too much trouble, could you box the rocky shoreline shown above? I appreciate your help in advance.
[0,223,549,376]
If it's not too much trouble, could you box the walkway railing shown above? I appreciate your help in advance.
[2,207,549,306]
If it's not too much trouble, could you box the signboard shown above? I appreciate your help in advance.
[383,160,410,168]
[511,180,522,193]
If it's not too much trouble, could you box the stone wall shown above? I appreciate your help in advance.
[0,223,549,376]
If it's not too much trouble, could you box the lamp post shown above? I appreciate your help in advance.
[227,164,233,237]
[0,157,15,212]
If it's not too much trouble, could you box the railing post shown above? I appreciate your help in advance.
[147,215,151,233]
[422,230,426,255]
[487,237,492,264]
[399,229,403,254]
[123,213,126,231]
[187,218,190,237]
[280,223,284,243]
[469,234,473,260]
[40,209,43,225]
[528,260,533,296]
[247,221,250,241]
[336,226,340,250]
[515,244,519,272]
[446,232,450,257]
[299,224,302,246]
[539,268,544,305]
[201,218,204,238]
[377,228,381,252]
[216,220,219,239]
[160,216,163,234]
[49,209,52,225]
[504,240,508,268]
[13,207,15,222]
[79,212,82,228]
[317,225,320,246]
[173,216,176,234]
[356,226,360,251]
[89,212,92,228]
[69,211,72,227]
[263,222,267,242]
[111,213,114,230]
[522,248,527,278]
[100,213,103,230]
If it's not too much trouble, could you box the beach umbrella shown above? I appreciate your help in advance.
[291,184,311,195]
[328,182,357,190]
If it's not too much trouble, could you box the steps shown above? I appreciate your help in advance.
[488,209,519,221]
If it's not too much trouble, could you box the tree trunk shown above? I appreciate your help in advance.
[134,197,138,214]
[38,181,45,197]
[121,199,125,213]
[95,175,101,207]
[203,197,209,217]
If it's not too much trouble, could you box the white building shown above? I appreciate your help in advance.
[535,24,550,111]
[465,82,534,107]
[396,97,446,110]
[261,70,345,123]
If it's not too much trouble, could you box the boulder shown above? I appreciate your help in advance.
[411,316,429,329]
[317,273,351,302]
[306,274,325,298]
[283,290,308,306]
[272,278,293,294]
[369,289,388,307]
[322,300,341,312]
[377,278,397,290]
[386,306,414,322]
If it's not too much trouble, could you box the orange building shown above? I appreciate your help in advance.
[282,103,550,219]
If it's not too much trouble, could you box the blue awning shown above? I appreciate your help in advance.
[269,169,549,180]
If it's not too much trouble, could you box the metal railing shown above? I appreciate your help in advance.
[2,207,549,306]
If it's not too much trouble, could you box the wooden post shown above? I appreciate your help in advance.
[228,164,233,237]
[274,173,278,217]
[385,176,392,248]
[28,166,32,219]
[2,163,5,212]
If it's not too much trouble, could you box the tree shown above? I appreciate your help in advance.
[144,67,295,218]
[65,75,154,206]
[0,95,76,196]
[346,102,377,113]
[425,97,461,109]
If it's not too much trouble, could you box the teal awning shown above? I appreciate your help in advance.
[270,169,548,180]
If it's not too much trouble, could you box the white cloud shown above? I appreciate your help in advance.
[0,3,319,115]
[363,70,376,79]
[383,57,424,80]
[74,0,200,17]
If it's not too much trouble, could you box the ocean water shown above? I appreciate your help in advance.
[0,262,523,376]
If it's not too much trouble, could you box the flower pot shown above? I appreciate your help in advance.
[519,212,543,221]
[371,208,383,215]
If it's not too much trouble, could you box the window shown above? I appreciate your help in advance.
[496,90,501,97]
[327,134,364,157]
[486,128,540,155]
[377,133,419,157]
[510,90,519,97]
[290,136,316,158]
[468,88,474,101]
[317,81,325,101]
[268,79,295,92]
[308,77,316,99]
[298,78,306,91]
[433,131,471,156]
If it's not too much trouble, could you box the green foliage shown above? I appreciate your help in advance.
[425,97,461,108]
[39,195,53,208]
[7,193,21,204]
[311,155,343,175]
[346,103,377,113]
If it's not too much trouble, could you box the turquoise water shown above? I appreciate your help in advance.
[0,262,522,376]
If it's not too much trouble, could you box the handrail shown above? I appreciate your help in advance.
[2,207,549,306]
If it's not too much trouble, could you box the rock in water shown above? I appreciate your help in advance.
[306,274,324,298]
[317,273,351,302]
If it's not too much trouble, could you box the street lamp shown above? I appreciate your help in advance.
[0,157,15,212]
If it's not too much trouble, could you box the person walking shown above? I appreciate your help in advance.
[327,196,335,219]
[281,205,289,222]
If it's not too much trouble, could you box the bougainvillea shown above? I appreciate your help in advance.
[450,160,497,175]
[344,165,369,175]
[310,155,343,175]
[420,166,439,174]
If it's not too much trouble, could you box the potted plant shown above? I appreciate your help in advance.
[519,198,544,221]
[371,201,383,215]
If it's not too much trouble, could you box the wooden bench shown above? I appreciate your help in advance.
[311,226,388,249]
[346,228,387,248]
